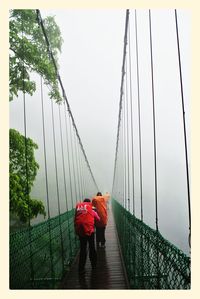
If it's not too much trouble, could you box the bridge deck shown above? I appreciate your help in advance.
[60,207,129,289]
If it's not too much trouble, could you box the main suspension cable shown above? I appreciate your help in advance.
[36,9,98,192]
[175,9,191,247]
[112,9,129,197]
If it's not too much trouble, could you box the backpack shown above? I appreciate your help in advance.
[74,202,95,237]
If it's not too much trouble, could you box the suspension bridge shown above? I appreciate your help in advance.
[9,9,190,289]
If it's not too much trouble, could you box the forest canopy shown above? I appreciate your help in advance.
[9,9,63,102]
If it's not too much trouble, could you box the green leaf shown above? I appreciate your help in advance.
[9,9,63,102]
[9,128,46,223]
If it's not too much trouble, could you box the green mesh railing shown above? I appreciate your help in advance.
[112,199,190,289]
[10,209,79,289]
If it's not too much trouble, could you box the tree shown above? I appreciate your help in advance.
[10,129,46,223]
[9,9,63,102]
[9,10,64,223]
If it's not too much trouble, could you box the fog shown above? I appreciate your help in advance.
[10,9,190,255]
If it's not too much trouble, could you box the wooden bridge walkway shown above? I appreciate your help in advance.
[60,207,129,289]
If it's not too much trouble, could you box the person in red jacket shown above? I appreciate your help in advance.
[74,198,100,274]
[92,192,108,248]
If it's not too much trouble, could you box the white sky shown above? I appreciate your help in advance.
[40,8,190,189]
[44,9,126,192]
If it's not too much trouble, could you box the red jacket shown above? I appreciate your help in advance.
[74,202,100,237]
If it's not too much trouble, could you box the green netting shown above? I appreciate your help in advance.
[112,199,191,289]
[10,209,79,289]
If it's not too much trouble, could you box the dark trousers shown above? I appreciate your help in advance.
[78,233,97,271]
[96,226,106,245]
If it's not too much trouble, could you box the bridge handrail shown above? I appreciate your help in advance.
[10,209,79,289]
[112,198,190,289]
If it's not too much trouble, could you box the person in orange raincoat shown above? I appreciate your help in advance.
[92,192,108,248]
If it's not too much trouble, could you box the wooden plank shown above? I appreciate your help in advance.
[59,208,129,289]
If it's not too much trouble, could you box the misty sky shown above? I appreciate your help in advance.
[41,9,189,191]
[10,9,190,254]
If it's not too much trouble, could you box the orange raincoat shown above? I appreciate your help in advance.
[92,195,108,227]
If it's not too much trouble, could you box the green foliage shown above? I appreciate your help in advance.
[9,9,63,102]
[10,128,46,223]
